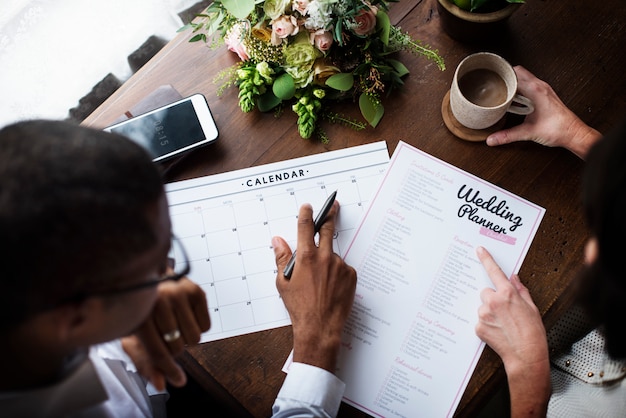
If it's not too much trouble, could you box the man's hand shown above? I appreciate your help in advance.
[273,201,357,373]
[475,246,551,418]
[122,277,210,390]
[486,66,602,159]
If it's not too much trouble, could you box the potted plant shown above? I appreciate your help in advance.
[437,0,524,42]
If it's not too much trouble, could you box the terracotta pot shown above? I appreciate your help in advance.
[437,0,521,43]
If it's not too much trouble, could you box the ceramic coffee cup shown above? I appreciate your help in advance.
[449,52,533,130]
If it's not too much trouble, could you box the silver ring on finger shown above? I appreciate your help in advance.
[162,329,181,342]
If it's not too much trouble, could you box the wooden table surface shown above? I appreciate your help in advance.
[83,0,626,416]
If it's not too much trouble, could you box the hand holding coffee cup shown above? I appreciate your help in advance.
[450,52,534,130]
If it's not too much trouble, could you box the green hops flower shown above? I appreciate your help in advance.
[292,89,322,139]
[238,82,257,112]
[237,64,264,112]
[313,88,326,99]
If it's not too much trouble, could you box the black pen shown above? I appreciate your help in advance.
[283,190,337,279]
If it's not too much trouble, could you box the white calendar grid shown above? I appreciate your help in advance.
[166,142,390,342]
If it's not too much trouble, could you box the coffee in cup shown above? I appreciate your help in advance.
[450,52,533,130]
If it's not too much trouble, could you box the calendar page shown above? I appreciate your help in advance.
[165,142,390,342]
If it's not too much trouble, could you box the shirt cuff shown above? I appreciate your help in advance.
[275,362,346,417]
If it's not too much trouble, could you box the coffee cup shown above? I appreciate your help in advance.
[449,52,533,130]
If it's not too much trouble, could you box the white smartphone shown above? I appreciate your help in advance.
[104,94,218,162]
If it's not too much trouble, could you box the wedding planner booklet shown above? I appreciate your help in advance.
[332,141,545,417]
[165,141,390,342]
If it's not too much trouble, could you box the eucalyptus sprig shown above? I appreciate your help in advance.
[389,27,446,71]
[322,112,367,131]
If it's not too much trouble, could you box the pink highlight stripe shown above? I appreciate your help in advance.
[480,227,517,245]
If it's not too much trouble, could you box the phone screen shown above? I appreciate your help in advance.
[110,100,206,160]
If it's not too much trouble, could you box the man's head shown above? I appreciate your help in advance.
[579,117,626,358]
[0,120,169,341]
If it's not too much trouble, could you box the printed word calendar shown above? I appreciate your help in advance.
[166,142,390,343]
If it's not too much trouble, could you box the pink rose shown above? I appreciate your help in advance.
[353,5,378,36]
[292,0,310,15]
[310,29,333,52]
[271,15,300,45]
[224,23,250,61]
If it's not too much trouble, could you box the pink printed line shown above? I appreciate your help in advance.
[480,227,517,245]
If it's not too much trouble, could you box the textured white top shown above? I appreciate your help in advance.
[547,305,626,417]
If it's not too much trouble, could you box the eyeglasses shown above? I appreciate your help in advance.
[87,236,191,297]
[36,237,191,315]
[51,236,191,307]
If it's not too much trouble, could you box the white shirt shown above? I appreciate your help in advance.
[0,341,166,418]
[272,362,346,417]
[0,340,345,417]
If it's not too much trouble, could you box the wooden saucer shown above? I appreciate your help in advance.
[441,90,506,142]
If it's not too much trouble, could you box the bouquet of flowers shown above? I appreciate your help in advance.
[181,0,445,141]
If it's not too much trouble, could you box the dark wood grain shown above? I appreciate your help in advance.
[83,0,626,416]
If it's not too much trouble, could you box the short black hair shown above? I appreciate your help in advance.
[578,116,626,358]
[0,120,164,330]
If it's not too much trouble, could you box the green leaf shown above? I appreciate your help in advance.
[189,33,207,43]
[335,20,344,45]
[376,11,391,45]
[272,73,296,100]
[386,59,410,77]
[359,94,384,127]
[221,0,255,19]
[257,91,282,112]
[326,73,354,91]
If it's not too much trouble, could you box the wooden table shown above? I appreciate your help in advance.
[83,0,626,416]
